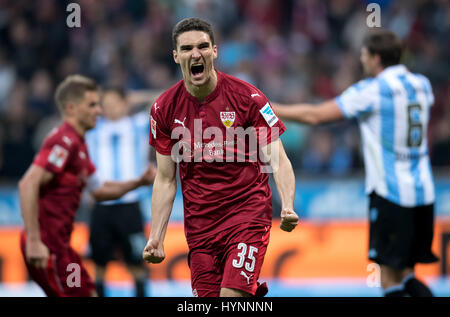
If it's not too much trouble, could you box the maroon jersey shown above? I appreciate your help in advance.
[150,71,286,247]
[32,122,95,252]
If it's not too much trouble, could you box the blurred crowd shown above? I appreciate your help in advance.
[0,0,449,181]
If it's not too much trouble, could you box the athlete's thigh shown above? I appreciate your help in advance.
[114,203,147,266]
[54,247,96,297]
[89,204,114,266]
[369,192,414,269]
[411,204,439,265]
[20,234,95,297]
[188,248,222,297]
[221,225,270,296]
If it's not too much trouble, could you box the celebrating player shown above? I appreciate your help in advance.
[272,29,438,297]
[18,75,156,297]
[142,18,299,297]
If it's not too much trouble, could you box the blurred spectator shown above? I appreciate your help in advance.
[0,48,16,113]
[0,81,35,180]
[301,128,355,175]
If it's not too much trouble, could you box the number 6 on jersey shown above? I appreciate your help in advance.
[232,243,259,272]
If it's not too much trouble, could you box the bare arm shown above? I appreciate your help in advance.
[271,99,344,125]
[18,165,54,268]
[142,152,177,264]
[261,139,299,232]
[90,164,156,202]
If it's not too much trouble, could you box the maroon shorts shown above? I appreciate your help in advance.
[188,224,270,297]
[20,231,96,297]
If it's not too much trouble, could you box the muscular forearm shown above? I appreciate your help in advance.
[18,180,41,241]
[149,175,176,243]
[272,103,319,125]
[273,100,344,125]
[273,153,295,211]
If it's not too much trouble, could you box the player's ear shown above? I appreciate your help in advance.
[212,44,218,60]
[173,49,179,64]
[373,53,382,68]
[65,102,75,116]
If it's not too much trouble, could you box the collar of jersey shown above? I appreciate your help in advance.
[62,121,85,141]
[378,64,408,78]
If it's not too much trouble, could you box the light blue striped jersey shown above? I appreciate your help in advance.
[335,65,435,207]
[86,111,150,205]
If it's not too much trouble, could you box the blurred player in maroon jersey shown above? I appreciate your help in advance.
[142,18,299,297]
[18,75,156,297]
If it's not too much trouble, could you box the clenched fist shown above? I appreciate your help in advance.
[280,208,299,232]
[142,239,165,264]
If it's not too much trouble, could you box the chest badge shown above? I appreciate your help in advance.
[220,111,235,128]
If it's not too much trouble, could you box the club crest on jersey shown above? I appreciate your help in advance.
[220,111,235,128]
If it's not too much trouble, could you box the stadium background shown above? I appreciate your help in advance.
[0,0,449,296]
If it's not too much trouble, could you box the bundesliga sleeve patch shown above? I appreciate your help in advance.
[48,144,69,168]
[259,102,279,127]
[151,115,157,139]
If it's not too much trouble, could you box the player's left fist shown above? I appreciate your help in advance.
[142,239,165,264]
[280,208,299,232]
[140,164,157,186]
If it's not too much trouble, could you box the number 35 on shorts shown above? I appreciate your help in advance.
[232,243,258,272]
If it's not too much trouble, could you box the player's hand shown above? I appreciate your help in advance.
[140,164,157,186]
[26,239,50,269]
[142,239,165,264]
[280,208,299,232]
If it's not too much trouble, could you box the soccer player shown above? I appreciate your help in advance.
[18,75,156,297]
[86,87,152,297]
[272,29,438,297]
[142,18,299,297]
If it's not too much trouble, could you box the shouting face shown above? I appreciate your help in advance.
[173,30,218,99]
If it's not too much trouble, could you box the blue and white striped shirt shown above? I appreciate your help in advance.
[86,111,150,205]
[335,65,435,207]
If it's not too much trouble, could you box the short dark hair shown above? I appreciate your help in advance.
[172,17,215,50]
[54,74,98,114]
[363,28,403,68]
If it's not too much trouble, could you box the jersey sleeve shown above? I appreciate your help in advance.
[334,79,377,119]
[248,92,286,147]
[149,100,174,156]
[33,136,73,175]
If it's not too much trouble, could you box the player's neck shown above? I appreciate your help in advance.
[65,118,87,138]
[374,65,384,76]
[185,70,218,102]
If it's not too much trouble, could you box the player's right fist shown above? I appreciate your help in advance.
[26,239,50,269]
[142,239,165,264]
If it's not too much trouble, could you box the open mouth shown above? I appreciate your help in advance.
[190,63,204,78]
